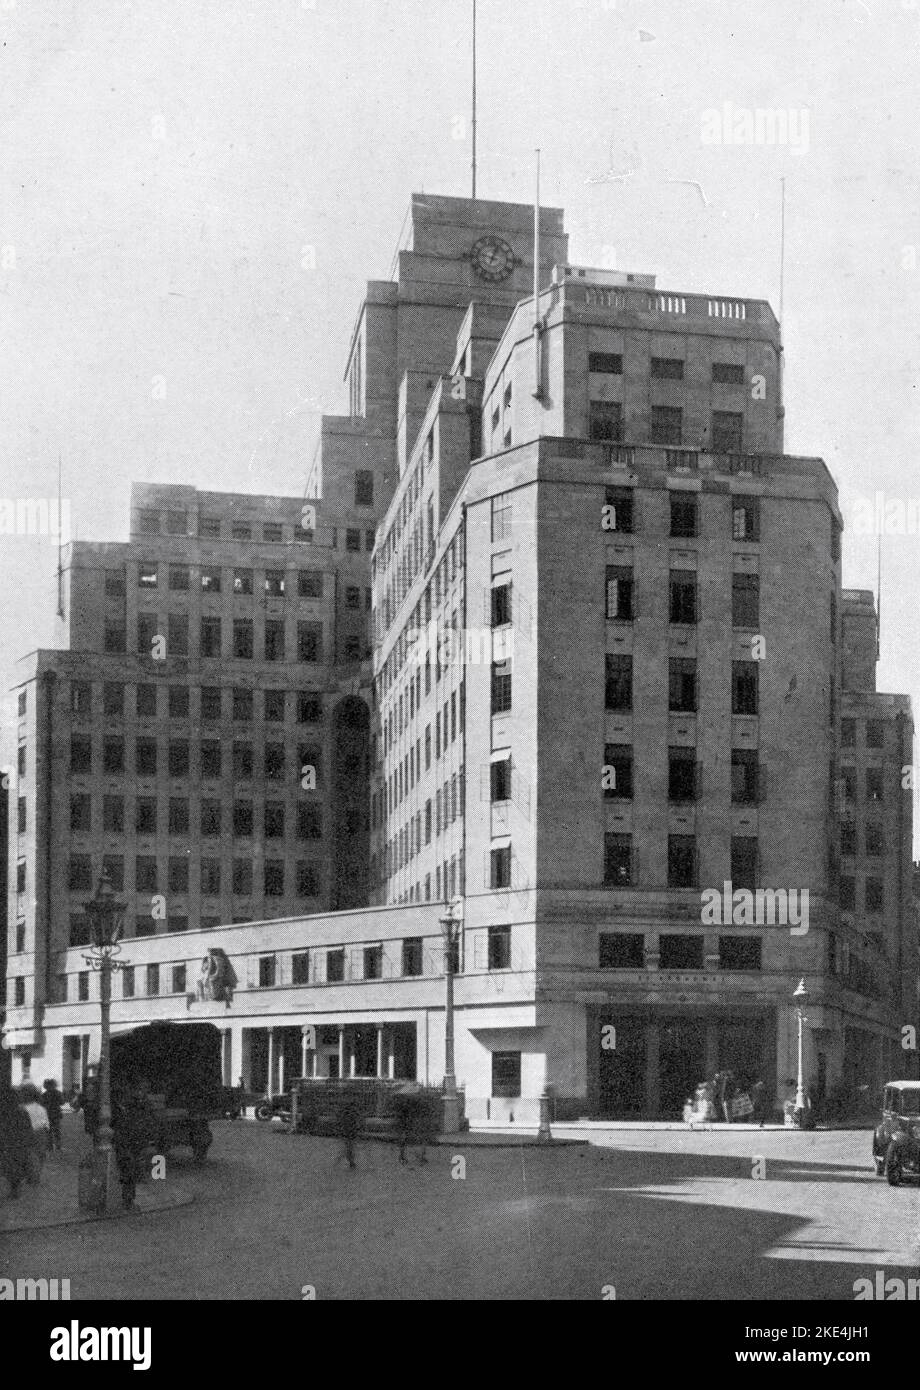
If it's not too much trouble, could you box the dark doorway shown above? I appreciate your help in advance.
[351,1026,378,1077]
[391,1024,417,1080]
[717,1016,767,1089]
[596,1017,646,1117]
[659,1018,705,1117]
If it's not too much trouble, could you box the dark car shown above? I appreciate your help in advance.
[872,1081,920,1185]
[108,1021,225,1163]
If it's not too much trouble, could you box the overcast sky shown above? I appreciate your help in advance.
[1,0,919,839]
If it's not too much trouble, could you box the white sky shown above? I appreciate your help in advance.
[1,0,919,842]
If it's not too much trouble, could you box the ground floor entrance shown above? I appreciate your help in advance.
[242,1021,417,1094]
[586,1007,775,1120]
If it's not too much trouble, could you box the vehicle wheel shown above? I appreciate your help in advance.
[886,1146,903,1186]
[255,1102,273,1122]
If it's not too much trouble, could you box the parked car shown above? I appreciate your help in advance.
[871,1080,920,1185]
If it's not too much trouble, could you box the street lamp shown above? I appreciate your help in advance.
[439,896,464,1135]
[792,978,810,1130]
[80,869,128,1212]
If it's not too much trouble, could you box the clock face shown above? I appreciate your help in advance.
[470,235,515,282]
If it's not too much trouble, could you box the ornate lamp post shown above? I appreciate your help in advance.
[792,978,810,1130]
[81,870,128,1212]
[439,897,464,1135]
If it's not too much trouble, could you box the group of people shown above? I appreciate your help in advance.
[0,1079,65,1198]
[336,1083,433,1170]
[683,1073,768,1126]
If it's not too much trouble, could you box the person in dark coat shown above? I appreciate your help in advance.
[336,1094,362,1170]
[0,1085,34,1199]
[394,1083,429,1166]
[41,1080,64,1152]
[112,1077,156,1210]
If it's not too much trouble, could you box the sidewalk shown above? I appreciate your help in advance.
[0,1119,195,1233]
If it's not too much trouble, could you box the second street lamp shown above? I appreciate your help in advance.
[439,897,463,1135]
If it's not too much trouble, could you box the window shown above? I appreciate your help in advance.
[345,585,361,610]
[165,509,187,535]
[599,933,644,968]
[264,744,284,781]
[606,565,634,620]
[326,949,345,983]
[104,622,126,653]
[605,654,632,711]
[604,487,634,533]
[136,856,158,892]
[491,660,512,713]
[346,529,361,552]
[145,964,160,995]
[604,833,632,887]
[488,925,511,970]
[138,509,160,535]
[365,529,376,551]
[490,846,511,889]
[659,935,704,969]
[492,1052,521,1099]
[732,573,759,627]
[201,800,222,837]
[234,568,253,595]
[264,690,285,722]
[262,860,284,898]
[841,718,856,747]
[668,748,697,802]
[201,859,221,895]
[105,569,126,595]
[295,621,322,663]
[292,952,310,985]
[712,411,743,453]
[122,967,135,998]
[669,571,697,625]
[201,742,222,779]
[70,793,91,831]
[732,661,759,715]
[77,972,89,1002]
[199,516,221,539]
[137,683,157,717]
[233,743,253,780]
[712,361,745,385]
[298,803,323,840]
[172,965,187,994]
[669,493,697,538]
[233,858,253,893]
[200,566,222,592]
[343,636,362,661]
[364,945,383,980]
[866,720,885,749]
[731,836,758,891]
[865,767,884,802]
[651,405,682,445]
[138,563,158,589]
[168,614,188,656]
[731,750,760,804]
[865,821,884,857]
[17,745,26,776]
[402,938,423,977]
[16,797,26,834]
[603,745,633,799]
[70,735,92,774]
[719,936,762,970]
[491,493,512,544]
[490,758,511,803]
[355,470,374,507]
[668,836,697,888]
[166,565,189,597]
[136,739,157,776]
[589,351,623,374]
[199,687,221,722]
[200,617,222,658]
[264,569,285,597]
[102,682,123,716]
[169,686,189,718]
[298,570,323,598]
[231,522,252,540]
[71,680,92,715]
[169,857,189,893]
[168,799,189,834]
[424,800,432,843]
[490,584,511,629]
[840,820,857,855]
[263,522,283,543]
[839,876,856,911]
[297,693,322,724]
[732,498,759,541]
[69,855,93,891]
[258,956,276,988]
[135,797,157,834]
[69,915,90,947]
[589,400,623,443]
[16,860,26,894]
[232,689,253,721]
[168,740,189,777]
[296,863,319,898]
[865,877,884,913]
[264,802,285,838]
[651,356,684,379]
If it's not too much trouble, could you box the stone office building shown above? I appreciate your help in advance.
[4,193,916,1119]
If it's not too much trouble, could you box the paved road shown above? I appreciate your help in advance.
[3,1117,918,1300]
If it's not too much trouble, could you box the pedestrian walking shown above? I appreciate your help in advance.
[394,1082,429,1167]
[41,1079,65,1152]
[336,1093,362,1170]
[112,1076,156,1211]
[18,1084,50,1183]
[0,1085,34,1199]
